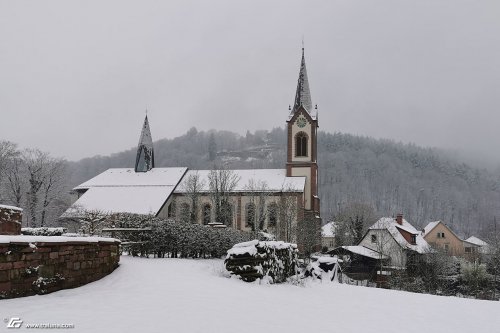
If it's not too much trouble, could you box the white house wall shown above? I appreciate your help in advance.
[359,230,407,268]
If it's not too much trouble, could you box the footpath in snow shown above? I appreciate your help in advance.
[1,256,499,333]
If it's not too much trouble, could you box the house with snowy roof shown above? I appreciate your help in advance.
[327,245,390,281]
[421,221,487,258]
[422,221,467,256]
[62,48,322,248]
[464,236,490,255]
[321,221,337,250]
[328,214,430,278]
[357,214,431,268]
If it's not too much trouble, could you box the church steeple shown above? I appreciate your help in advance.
[135,115,155,172]
[292,47,313,114]
[286,47,319,215]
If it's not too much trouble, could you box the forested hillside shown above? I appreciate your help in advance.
[67,127,500,237]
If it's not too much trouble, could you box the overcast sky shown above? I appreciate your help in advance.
[1,0,499,165]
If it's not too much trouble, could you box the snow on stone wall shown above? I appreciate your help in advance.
[0,236,120,299]
[0,205,22,235]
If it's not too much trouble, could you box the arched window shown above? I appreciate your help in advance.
[167,203,173,218]
[245,203,256,228]
[295,132,308,157]
[267,202,278,228]
[203,203,211,225]
[179,203,190,223]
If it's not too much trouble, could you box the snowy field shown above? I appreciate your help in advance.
[2,256,499,333]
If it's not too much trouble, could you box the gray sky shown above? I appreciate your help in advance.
[1,0,499,165]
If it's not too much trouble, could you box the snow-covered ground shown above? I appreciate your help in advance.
[2,256,499,333]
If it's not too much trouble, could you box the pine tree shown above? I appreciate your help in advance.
[208,133,217,161]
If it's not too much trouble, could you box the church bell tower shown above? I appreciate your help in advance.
[286,48,320,215]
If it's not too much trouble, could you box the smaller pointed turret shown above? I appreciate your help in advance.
[135,115,155,172]
[292,47,313,114]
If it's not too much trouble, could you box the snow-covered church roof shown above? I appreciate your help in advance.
[74,168,188,190]
[64,167,305,217]
[175,169,305,193]
[65,167,188,216]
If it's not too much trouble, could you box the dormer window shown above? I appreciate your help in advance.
[295,132,308,157]
[411,234,416,245]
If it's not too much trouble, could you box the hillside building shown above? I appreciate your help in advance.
[357,214,430,268]
[422,221,486,259]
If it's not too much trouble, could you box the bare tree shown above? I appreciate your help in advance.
[208,166,240,225]
[334,202,377,246]
[78,209,110,235]
[23,149,50,227]
[19,149,68,227]
[278,191,299,243]
[485,218,500,299]
[369,229,398,276]
[5,157,25,207]
[40,158,67,226]
[297,214,321,259]
[0,141,18,201]
[415,247,457,294]
[181,171,205,223]
[244,179,270,231]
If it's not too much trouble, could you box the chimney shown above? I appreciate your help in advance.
[396,214,403,225]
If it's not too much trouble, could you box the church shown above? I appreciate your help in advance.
[64,48,321,248]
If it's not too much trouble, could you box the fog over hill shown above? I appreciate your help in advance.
[67,127,500,238]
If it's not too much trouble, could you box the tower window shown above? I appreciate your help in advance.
[295,132,308,157]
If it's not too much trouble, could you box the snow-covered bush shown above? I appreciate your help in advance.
[147,219,256,258]
[108,213,256,258]
[21,227,67,236]
[459,261,490,297]
[225,240,298,283]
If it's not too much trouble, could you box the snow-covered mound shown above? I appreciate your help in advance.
[225,240,298,283]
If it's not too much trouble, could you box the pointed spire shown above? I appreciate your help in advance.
[135,114,155,172]
[292,47,313,114]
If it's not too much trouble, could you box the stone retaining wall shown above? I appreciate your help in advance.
[0,237,120,299]
[0,205,22,235]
